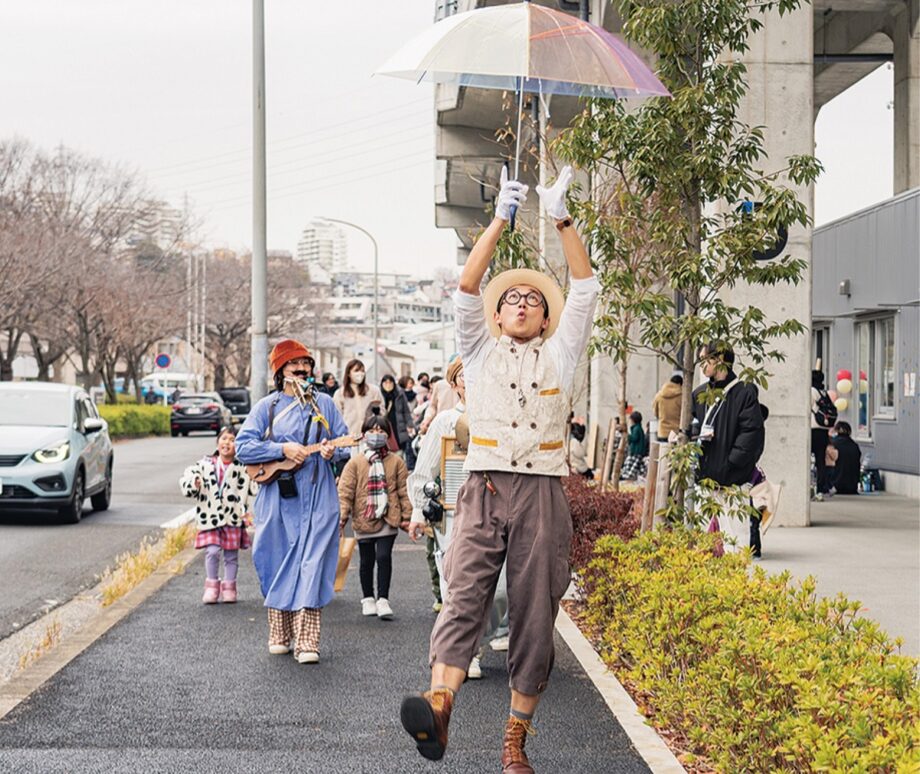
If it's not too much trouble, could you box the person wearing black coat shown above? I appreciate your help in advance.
[380,374,414,455]
[830,421,861,494]
[691,341,765,553]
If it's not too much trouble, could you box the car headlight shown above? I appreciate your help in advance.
[32,440,71,464]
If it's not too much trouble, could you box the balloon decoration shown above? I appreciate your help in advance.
[834,397,849,412]
[836,368,852,382]
[859,379,869,394]
[837,378,853,395]
[828,390,838,401]
[859,370,867,380]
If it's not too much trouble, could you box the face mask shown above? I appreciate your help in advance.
[352,372,365,385]
[382,383,394,393]
[365,432,387,449]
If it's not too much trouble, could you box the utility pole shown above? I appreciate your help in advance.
[250,0,269,400]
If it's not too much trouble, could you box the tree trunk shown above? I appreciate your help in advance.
[610,354,629,489]
[0,329,24,381]
[212,362,226,392]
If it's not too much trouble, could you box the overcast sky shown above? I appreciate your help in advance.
[0,1,894,275]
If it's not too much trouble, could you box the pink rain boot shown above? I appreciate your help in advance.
[220,580,237,603]
[202,578,221,604]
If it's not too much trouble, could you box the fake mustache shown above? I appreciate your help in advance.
[292,370,310,378]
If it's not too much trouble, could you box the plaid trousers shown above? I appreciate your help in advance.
[268,608,322,654]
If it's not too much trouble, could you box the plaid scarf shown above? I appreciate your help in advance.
[362,447,389,521]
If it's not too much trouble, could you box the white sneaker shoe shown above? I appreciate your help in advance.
[490,635,509,652]
[361,597,377,616]
[376,598,393,619]
[268,644,290,655]
[467,655,482,679]
[296,651,319,664]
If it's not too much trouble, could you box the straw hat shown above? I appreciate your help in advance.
[482,268,565,339]
[269,339,313,374]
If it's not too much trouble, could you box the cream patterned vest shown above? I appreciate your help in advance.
[465,336,570,476]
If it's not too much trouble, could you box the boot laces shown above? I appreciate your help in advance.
[504,718,536,763]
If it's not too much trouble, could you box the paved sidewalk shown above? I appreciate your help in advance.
[760,493,919,655]
[0,543,650,774]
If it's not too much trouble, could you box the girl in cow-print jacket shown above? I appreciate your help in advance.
[179,426,258,604]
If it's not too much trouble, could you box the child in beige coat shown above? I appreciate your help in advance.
[338,412,413,619]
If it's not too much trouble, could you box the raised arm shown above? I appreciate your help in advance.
[536,165,592,280]
[458,167,527,295]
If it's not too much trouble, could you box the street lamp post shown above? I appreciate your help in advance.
[250,0,268,401]
[320,218,379,379]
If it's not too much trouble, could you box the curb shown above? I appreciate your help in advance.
[0,545,198,721]
[554,605,686,774]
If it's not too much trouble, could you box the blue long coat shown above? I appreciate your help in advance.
[236,390,350,611]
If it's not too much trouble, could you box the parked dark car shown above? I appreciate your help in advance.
[218,387,251,424]
[170,393,233,437]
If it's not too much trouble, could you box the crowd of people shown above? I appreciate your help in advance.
[174,165,866,774]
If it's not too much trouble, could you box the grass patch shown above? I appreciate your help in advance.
[17,617,62,671]
[99,522,196,607]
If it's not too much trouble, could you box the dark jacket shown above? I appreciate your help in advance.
[832,435,861,494]
[692,371,765,487]
[627,423,647,457]
[382,386,413,446]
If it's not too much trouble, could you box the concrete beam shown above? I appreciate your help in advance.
[893,0,920,192]
[436,125,505,160]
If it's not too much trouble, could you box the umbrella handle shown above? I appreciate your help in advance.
[510,204,518,231]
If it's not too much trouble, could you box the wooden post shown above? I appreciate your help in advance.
[642,441,660,532]
[600,418,617,490]
[653,442,672,527]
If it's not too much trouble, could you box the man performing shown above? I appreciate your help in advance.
[400,166,600,773]
[236,339,351,664]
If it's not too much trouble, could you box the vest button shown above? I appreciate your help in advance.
[525,462,533,469]
[531,382,538,389]
[510,382,517,389]
[511,460,518,467]
[510,347,517,354]
[511,421,518,429]
[530,422,537,429]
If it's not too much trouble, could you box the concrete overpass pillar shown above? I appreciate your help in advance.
[893,0,919,193]
[730,6,815,526]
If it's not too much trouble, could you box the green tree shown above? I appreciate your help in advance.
[557,0,821,514]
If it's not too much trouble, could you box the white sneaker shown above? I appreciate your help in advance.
[490,635,509,652]
[296,651,319,664]
[361,597,377,616]
[376,598,394,619]
[467,655,482,679]
[268,644,290,655]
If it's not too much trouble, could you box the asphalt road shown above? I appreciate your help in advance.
[0,546,651,774]
[0,434,214,640]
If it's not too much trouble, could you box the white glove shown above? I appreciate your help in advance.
[536,165,574,221]
[495,166,528,222]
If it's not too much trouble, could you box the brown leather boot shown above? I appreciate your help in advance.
[501,716,536,773]
[400,688,454,761]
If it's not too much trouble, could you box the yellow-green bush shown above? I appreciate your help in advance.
[98,405,170,438]
[578,529,919,772]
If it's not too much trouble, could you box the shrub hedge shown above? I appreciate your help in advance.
[577,528,919,772]
[562,476,641,570]
[98,405,170,438]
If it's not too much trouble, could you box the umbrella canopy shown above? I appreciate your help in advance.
[377,2,669,100]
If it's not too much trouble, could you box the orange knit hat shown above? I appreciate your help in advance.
[269,339,313,375]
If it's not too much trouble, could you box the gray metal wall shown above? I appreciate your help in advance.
[812,187,920,475]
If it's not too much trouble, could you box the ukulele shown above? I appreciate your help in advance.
[245,434,361,485]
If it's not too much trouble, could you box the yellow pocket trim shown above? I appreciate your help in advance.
[538,440,564,451]
[538,388,561,396]
[471,436,499,448]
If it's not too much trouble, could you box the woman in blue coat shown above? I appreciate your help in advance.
[236,339,352,664]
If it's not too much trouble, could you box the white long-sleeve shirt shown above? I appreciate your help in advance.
[454,275,601,393]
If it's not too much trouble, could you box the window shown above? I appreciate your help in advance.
[812,326,830,385]
[854,315,897,438]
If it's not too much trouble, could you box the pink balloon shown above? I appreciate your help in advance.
[836,369,852,382]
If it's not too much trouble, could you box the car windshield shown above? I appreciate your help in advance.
[178,395,218,405]
[0,390,71,426]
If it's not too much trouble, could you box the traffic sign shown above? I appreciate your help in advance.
[155,353,172,369]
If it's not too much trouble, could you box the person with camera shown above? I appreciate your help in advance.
[400,167,599,773]
[691,341,766,553]
[236,339,351,665]
[337,411,413,620]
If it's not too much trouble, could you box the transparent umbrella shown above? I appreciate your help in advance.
[377,0,670,192]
